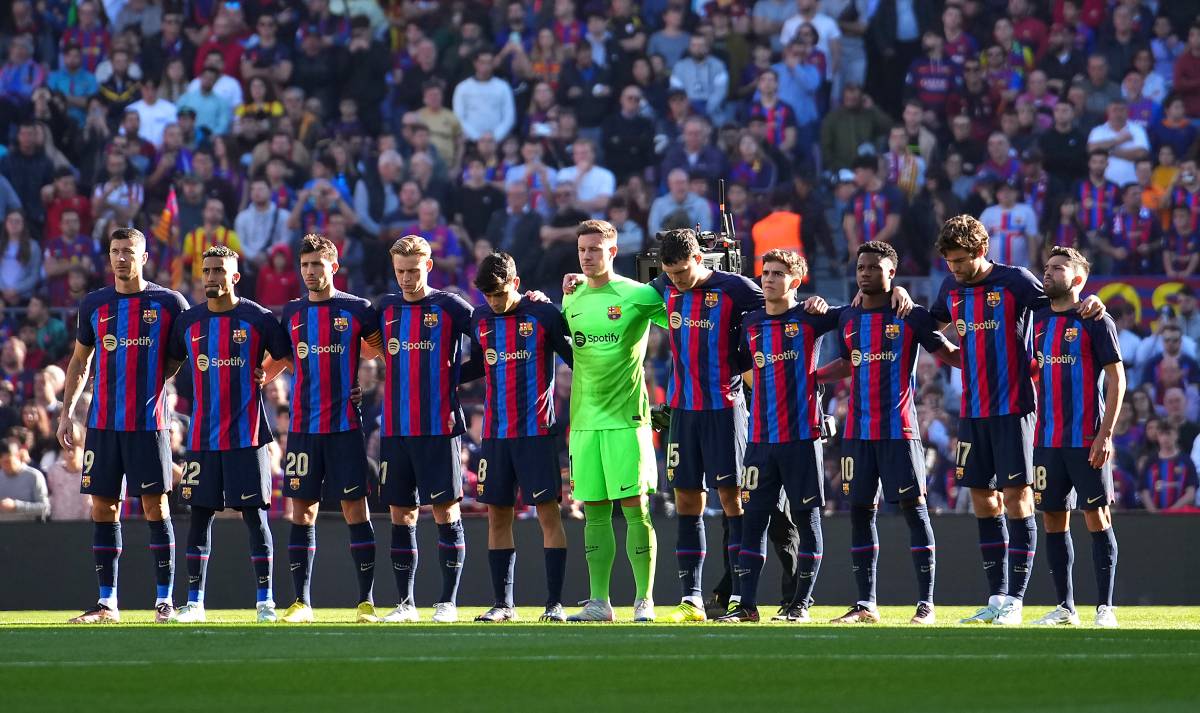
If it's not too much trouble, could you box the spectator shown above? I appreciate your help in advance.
[192,13,244,80]
[1140,324,1200,388]
[414,79,464,173]
[1078,54,1123,128]
[1172,23,1200,118]
[46,44,97,128]
[59,2,110,73]
[125,77,178,150]
[181,197,241,286]
[42,209,100,306]
[662,116,729,182]
[648,168,714,236]
[602,85,655,183]
[240,12,293,91]
[904,30,960,125]
[1086,99,1149,187]
[97,47,139,125]
[882,123,925,200]
[558,40,614,145]
[235,178,291,275]
[486,180,544,274]
[254,243,300,310]
[0,122,55,231]
[605,195,644,277]
[141,12,196,83]
[1162,205,1200,279]
[1167,157,1200,234]
[453,49,517,142]
[1138,420,1197,511]
[1162,386,1200,451]
[770,39,822,158]
[746,69,799,157]
[1074,149,1120,248]
[1099,182,1158,275]
[821,83,894,175]
[670,34,730,124]
[1173,286,1200,346]
[185,50,244,114]
[336,15,390,135]
[0,437,50,521]
[1150,96,1198,163]
[0,211,42,305]
[842,154,904,256]
[980,178,1038,268]
[43,423,90,520]
[730,133,778,196]
[648,5,691,67]
[450,155,504,242]
[403,198,463,290]
[90,150,143,240]
[555,138,615,220]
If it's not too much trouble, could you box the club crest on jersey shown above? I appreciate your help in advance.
[986,291,1002,307]
[885,323,901,339]
[142,309,158,324]
[333,317,350,332]
[81,476,91,488]
[1064,327,1079,342]
[232,329,247,344]
[423,312,439,327]
[785,322,799,337]
[290,477,301,491]
[519,321,534,337]
[608,305,622,320]
[704,292,720,307]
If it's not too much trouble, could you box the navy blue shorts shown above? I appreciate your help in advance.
[80,428,172,499]
[477,436,561,507]
[283,430,370,501]
[1034,447,1114,511]
[178,446,273,510]
[667,403,747,491]
[957,413,1036,491]
[378,435,463,507]
[741,440,824,513]
[841,439,927,506]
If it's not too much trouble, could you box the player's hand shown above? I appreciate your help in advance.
[350,385,363,405]
[56,416,76,450]
[525,290,551,303]
[802,295,828,314]
[891,285,914,317]
[1077,295,1106,320]
[562,273,584,295]
[1089,435,1113,469]
[650,403,672,432]
[254,368,267,385]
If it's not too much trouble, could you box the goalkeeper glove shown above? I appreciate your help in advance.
[650,403,672,432]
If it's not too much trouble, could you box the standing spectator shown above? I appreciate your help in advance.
[0,437,50,521]
[648,4,691,67]
[403,198,463,289]
[1174,286,1200,347]
[90,150,143,239]
[450,155,504,242]
[904,30,960,125]
[670,35,730,124]
[485,181,544,274]
[1074,149,1120,248]
[336,15,390,135]
[181,198,241,286]
[882,123,925,200]
[1078,55,1123,128]
[453,49,517,142]
[554,139,615,220]
[1138,421,1196,511]
[97,47,140,124]
[1039,23,1086,94]
[176,66,232,137]
[186,50,245,111]
[42,169,92,242]
[781,0,842,81]
[1140,324,1200,389]
[771,39,822,159]
[1162,205,1199,279]
[648,168,713,235]
[980,178,1039,268]
[254,243,300,309]
[602,85,655,182]
[1166,158,1200,234]
[746,69,799,157]
[47,44,98,128]
[43,424,91,521]
[192,13,244,80]
[819,83,891,172]
[504,139,559,219]
[1150,96,1198,163]
[945,56,1000,143]
[241,12,293,92]
[1099,4,1148,82]
[558,39,614,146]
[415,80,464,173]
[1086,99,1149,187]
[0,211,42,305]
[1100,183,1158,275]
[41,209,100,306]
[0,122,54,232]
[867,0,933,116]
[60,2,110,73]
[842,154,903,255]
[126,77,178,149]
[234,179,290,276]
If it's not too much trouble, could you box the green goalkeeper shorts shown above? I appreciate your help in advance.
[569,427,658,502]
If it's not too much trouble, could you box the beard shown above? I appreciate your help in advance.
[1043,281,1071,300]
[204,287,222,298]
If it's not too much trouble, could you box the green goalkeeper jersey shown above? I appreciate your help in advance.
[562,275,666,431]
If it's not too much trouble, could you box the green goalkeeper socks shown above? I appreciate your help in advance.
[622,504,656,601]
[584,503,616,601]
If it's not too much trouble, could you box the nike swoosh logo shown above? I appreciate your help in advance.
[799,572,814,579]
[140,482,157,488]
[1087,495,1104,504]
[99,315,116,323]
[291,323,303,331]
[290,563,301,571]
[898,485,914,494]
[954,299,965,306]
[191,335,204,342]
[1008,473,1023,480]
[359,563,373,571]
[430,490,446,499]
[240,493,257,501]
[532,489,548,499]
[749,332,762,341]
[570,313,582,319]
[386,319,399,326]
[343,486,358,494]
[621,484,637,491]
[802,496,817,504]
[846,332,856,339]
[716,474,734,481]
[479,329,493,337]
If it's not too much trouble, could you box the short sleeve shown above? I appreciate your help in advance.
[834,311,851,360]
[261,313,291,359]
[1009,266,1048,311]
[167,315,187,361]
[731,274,765,316]
[811,305,846,336]
[357,302,381,340]
[1090,315,1123,367]
[76,296,97,347]
[930,277,952,325]
[908,306,950,353]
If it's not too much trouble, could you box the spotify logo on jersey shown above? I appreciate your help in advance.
[955,319,968,337]
[754,351,766,369]
[485,348,499,365]
[387,338,401,355]
[669,312,683,329]
[296,342,309,359]
[197,354,209,371]
[574,331,586,348]
[102,334,118,352]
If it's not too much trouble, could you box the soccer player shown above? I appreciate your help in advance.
[375,236,476,624]
[930,215,1104,625]
[1030,247,1124,628]
[167,245,292,623]
[272,235,384,624]
[561,220,665,622]
[466,252,573,622]
[716,250,838,623]
[815,242,958,625]
[59,227,189,624]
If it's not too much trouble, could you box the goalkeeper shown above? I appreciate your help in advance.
[562,220,667,623]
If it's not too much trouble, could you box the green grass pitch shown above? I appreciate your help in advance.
[2,607,1197,712]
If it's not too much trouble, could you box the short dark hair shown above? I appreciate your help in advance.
[299,234,338,262]
[852,154,879,172]
[1048,245,1090,275]
[858,240,899,266]
[1088,148,1109,161]
[474,252,518,293]
[577,219,618,242]
[936,214,990,256]
[761,249,807,281]
[109,227,146,246]
[658,228,701,265]
[202,244,238,260]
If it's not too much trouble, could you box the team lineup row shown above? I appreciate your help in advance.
[58,215,1122,628]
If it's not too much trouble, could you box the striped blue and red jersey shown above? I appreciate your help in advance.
[1162,228,1200,272]
[652,271,764,411]
[1032,309,1122,448]
[168,299,290,451]
[1109,205,1159,273]
[1076,178,1120,232]
[1140,455,1198,510]
[845,185,905,244]
[281,291,379,434]
[467,297,573,439]
[378,290,474,438]
[838,305,951,441]
[904,58,961,111]
[746,99,798,149]
[741,305,842,443]
[1168,186,1200,233]
[76,284,188,431]
[932,263,1045,419]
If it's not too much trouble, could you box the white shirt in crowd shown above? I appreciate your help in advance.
[452,77,516,141]
[126,97,177,148]
[1087,120,1150,186]
[980,202,1039,269]
[234,203,291,262]
[554,165,616,220]
[185,74,244,114]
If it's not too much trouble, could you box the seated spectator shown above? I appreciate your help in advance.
[181,198,241,287]
[842,154,904,257]
[661,116,728,184]
[43,423,91,521]
[42,210,100,307]
[1087,99,1150,187]
[745,69,798,157]
[882,124,925,201]
[234,76,284,154]
[1162,204,1200,278]
[554,139,614,220]
[1099,183,1158,275]
[670,35,730,124]
[1172,22,1200,118]
[1140,324,1200,389]
[1137,420,1197,511]
[602,85,655,183]
[1074,149,1120,247]
[0,437,50,521]
[47,43,96,127]
[485,181,543,276]
[254,243,300,310]
[980,178,1038,268]
[648,168,713,236]
[401,198,463,290]
[0,211,41,306]
[453,49,516,142]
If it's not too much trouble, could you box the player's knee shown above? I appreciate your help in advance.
[1002,487,1032,514]
[341,498,369,525]
[291,499,319,525]
[1084,508,1110,532]
[970,488,1002,516]
[91,497,120,522]
[140,494,168,520]
[487,505,515,529]
[898,497,924,510]
[390,506,419,526]
[1042,511,1069,533]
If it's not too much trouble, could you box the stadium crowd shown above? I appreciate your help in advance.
[1,0,1200,521]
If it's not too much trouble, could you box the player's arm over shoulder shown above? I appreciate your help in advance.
[1091,313,1123,365]
[623,279,667,326]
[536,302,574,367]
[1010,265,1049,310]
